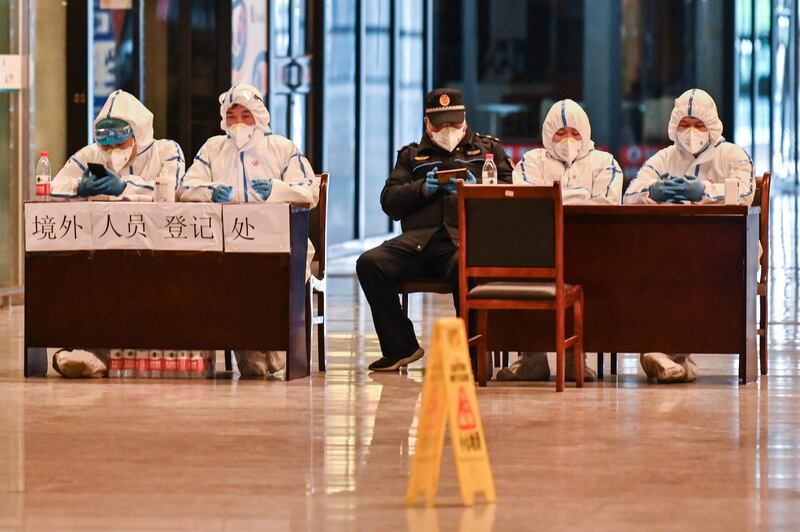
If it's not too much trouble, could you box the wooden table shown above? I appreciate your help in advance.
[485,205,760,384]
[24,207,309,381]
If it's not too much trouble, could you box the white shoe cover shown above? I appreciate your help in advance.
[235,351,268,377]
[566,352,597,382]
[496,352,550,381]
[679,355,698,382]
[266,351,286,374]
[640,352,688,383]
[53,349,107,378]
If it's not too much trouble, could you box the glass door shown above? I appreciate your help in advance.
[362,0,392,237]
[772,2,796,186]
[270,0,312,153]
[0,0,28,289]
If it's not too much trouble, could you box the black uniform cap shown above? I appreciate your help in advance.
[425,88,467,127]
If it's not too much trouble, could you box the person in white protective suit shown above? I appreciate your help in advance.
[624,88,754,206]
[181,84,320,377]
[52,89,184,201]
[513,99,623,204]
[624,88,754,383]
[50,90,185,378]
[497,99,622,382]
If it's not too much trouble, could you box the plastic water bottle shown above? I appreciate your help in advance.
[134,350,150,378]
[148,350,163,378]
[122,349,136,378]
[108,349,124,378]
[35,151,51,199]
[176,351,191,378]
[163,350,178,378]
[482,153,497,185]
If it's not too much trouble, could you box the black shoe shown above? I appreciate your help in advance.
[368,348,425,372]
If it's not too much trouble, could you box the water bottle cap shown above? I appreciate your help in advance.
[485,153,494,160]
[39,151,48,157]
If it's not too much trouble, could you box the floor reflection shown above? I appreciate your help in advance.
[0,195,800,529]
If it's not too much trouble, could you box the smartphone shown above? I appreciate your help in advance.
[87,163,109,178]
[436,168,467,184]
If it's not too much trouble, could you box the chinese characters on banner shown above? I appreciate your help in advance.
[24,203,224,252]
[24,203,291,253]
[24,203,93,251]
[91,203,225,251]
[222,204,290,253]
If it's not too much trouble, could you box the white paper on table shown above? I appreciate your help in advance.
[148,203,223,252]
[222,203,290,253]
[24,202,94,251]
[91,202,156,250]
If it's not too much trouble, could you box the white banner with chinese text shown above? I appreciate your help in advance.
[222,203,290,253]
[25,202,224,252]
[24,203,93,251]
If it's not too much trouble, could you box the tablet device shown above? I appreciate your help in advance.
[436,168,467,184]
[87,163,109,178]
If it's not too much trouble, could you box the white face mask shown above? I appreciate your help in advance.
[553,137,582,166]
[229,123,256,150]
[105,146,134,173]
[677,127,710,156]
[430,124,466,152]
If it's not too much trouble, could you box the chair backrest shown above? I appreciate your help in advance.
[756,171,771,284]
[308,173,329,279]
[457,182,564,297]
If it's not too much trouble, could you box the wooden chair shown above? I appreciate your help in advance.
[457,182,584,391]
[755,172,771,375]
[401,280,510,369]
[307,173,329,371]
[400,279,452,317]
[224,173,329,373]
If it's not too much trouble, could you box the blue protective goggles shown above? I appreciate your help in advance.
[94,118,134,146]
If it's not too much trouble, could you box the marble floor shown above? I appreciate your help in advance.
[2,195,800,531]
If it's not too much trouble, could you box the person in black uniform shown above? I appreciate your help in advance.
[357,88,514,371]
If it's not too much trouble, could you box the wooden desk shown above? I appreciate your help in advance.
[24,207,309,381]
[485,205,760,384]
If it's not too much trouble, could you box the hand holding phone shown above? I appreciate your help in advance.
[435,167,467,184]
[87,162,109,178]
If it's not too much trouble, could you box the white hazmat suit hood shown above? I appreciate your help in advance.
[542,99,595,167]
[93,89,155,150]
[219,84,271,152]
[667,88,724,145]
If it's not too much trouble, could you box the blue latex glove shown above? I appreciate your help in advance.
[422,167,441,197]
[94,169,127,196]
[665,176,706,203]
[683,177,705,202]
[252,178,273,201]
[443,170,476,195]
[211,184,234,203]
[650,176,689,203]
[77,170,105,197]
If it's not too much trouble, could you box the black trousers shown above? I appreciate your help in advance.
[356,229,459,361]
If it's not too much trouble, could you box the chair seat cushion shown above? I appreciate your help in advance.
[467,281,573,301]
[401,280,452,294]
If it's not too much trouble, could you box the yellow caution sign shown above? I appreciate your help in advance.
[405,318,496,506]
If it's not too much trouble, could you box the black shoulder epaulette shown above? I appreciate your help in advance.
[476,133,501,144]
[397,141,419,153]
